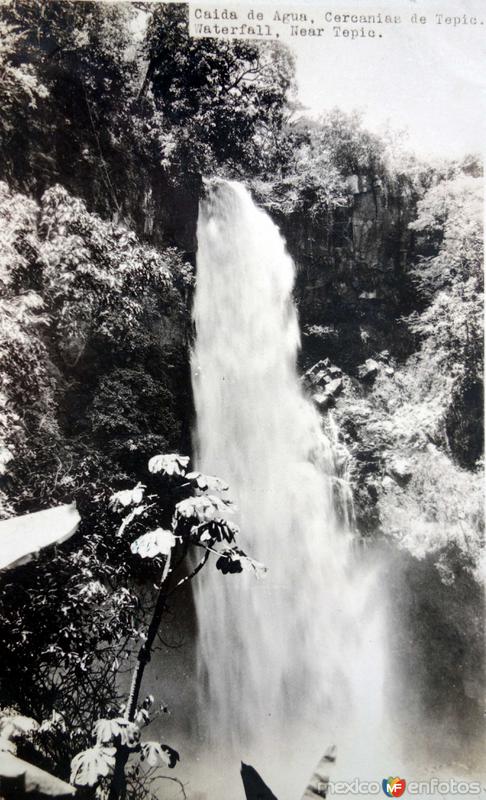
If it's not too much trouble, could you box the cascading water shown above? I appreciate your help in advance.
[190,179,398,798]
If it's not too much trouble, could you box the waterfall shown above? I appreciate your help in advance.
[190,179,395,798]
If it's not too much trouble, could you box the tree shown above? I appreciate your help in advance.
[100,453,264,800]
[407,173,483,467]
[253,110,399,217]
[0,180,194,516]
[0,453,265,799]
[0,1,297,218]
[0,1,139,213]
[138,3,296,175]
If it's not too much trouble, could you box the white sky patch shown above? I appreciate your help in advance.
[283,0,486,157]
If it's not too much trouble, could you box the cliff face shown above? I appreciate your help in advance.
[118,168,202,255]
[269,175,418,374]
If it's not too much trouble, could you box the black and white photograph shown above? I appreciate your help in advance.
[0,2,484,799]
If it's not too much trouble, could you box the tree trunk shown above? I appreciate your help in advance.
[108,554,172,800]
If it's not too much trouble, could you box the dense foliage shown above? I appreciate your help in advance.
[0,181,193,518]
[140,4,295,175]
[0,2,139,211]
[252,109,429,220]
[0,1,296,235]
[408,174,483,467]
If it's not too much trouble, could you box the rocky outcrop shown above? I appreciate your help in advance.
[304,358,344,410]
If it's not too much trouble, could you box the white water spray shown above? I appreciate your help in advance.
[191,180,395,798]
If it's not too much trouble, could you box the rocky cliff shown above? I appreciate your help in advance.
[263,174,418,370]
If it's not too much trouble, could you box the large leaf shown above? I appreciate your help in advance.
[140,742,180,769]
[191,518,239,545]
[176,495,235,524]
[70,746,116,786]
[148,454,189,476]
[215,548,267,578]
[39,711,66,735]
[93,718,140,748]
[116,719,141,748]
[186,471,229,493]
[130,529,176,559]
[109,483,145,512]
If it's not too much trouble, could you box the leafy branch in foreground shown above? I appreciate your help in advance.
[68,453,266,800]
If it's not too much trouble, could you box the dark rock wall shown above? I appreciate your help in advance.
[269,177,419,374]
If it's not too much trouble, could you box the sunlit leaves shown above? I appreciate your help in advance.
[93,718,140,749]
[109,482,145,511]
[140,742,179,769]
[133,693,155,726]
[130,529,176,559]
[404,172,483,467]
[186,471,229,493]
[0,715,39,740]
[70,746,116,786]
[77,581,108,602]
[409,175,483,298]
[39,710,67,735]
[148,454,189,477]
[93,719,119,746]
[175,494,234,523]
[135,708,150,726]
